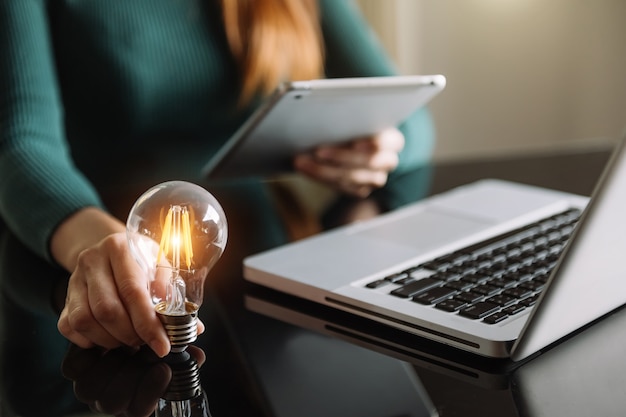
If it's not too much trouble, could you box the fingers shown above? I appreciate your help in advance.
[197,318,206,336]
[58,278,98,350]
[294,128,405,197]
[110,239,170,357]
[58,233,170,357]
[59,239,140,350]
[295,155,386,196]
[373,127,406,152]
[87,242,142,347]
[318,127,404,169]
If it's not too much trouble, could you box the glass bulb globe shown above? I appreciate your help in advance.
[126,181,227,352]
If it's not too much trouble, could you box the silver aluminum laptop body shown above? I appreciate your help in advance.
[243,137,626,360]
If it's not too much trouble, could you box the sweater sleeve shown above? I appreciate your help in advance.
[0,0,104,262]
[319,0,436,209]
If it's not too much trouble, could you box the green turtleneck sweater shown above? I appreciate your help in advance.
[0,0,434,265]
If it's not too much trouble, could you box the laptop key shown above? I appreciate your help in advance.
[412,286,458,305]
[384,271,409,283]
[455,291,483,304]
[486,293,517,307]
[435,298,467,312]
[488,277,517,289]
[519,294,540,306]
[502,303,526,316]
[459,301,500,319]
[366,279,391,289]
[395,276,416,286]
[473,284,500,296]
[390,277,442,298]
[483,311,509,324]
[460,273,490,284]
[519,278,545,292]
[503,286,533,299]
[446,280,473,291]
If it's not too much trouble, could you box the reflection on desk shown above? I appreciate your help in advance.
[59,295,440,417]
[61,344,209,417]
[245,283,626,417]
[228,295,439,417]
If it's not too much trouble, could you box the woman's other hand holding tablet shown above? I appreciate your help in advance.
[294,127,405,197]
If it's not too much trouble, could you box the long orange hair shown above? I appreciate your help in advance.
[219,0,325,104]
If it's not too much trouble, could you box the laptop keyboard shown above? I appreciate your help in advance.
[364,208,582,325]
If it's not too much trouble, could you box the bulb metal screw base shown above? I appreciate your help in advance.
[156,301,199,353]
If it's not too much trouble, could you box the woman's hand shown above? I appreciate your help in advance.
[57,231,171,357]
[294,127,404,197]
[53,207,203,358]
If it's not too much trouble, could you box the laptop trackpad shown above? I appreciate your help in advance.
[353,208,491,252]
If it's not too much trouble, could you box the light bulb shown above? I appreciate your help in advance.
[126,180,227,352]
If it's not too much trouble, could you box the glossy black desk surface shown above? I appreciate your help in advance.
[5,145,625,417]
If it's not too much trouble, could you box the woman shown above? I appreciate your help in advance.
[0,0,434,414]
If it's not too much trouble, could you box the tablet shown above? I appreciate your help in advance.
[202,74,446,179]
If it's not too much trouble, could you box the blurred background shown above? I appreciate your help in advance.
[355,0,626,162]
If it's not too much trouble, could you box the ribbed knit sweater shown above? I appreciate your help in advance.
[0,0,434,264]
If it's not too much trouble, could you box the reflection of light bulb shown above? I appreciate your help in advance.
[127,181,227,352]
[156,350,212,417]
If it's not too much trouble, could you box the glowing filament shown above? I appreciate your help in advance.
[157,205,194,271]
[156,205,194,315]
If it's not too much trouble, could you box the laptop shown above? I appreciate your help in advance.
[243,136,626,361]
